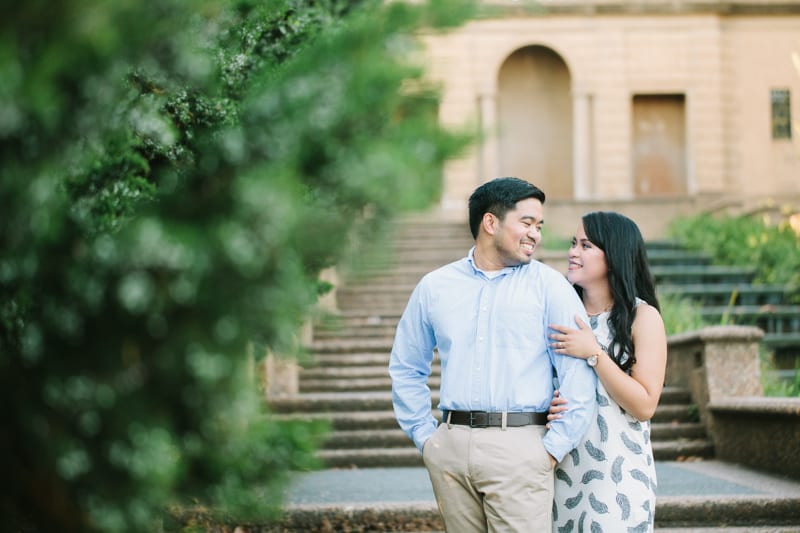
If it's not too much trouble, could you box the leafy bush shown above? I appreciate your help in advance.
[658,294,709,336]
[668,211,800,396]
[0,0,475,530]
[668,211,800,287]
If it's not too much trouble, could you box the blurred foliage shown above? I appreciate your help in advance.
[658,294,710,336]
[761,349,800,397]
[668,211,800,288]
[0,0,475,530]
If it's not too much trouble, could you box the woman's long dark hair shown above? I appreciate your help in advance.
[574,211,659,372]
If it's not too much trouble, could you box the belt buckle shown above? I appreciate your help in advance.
[469,411,488,428]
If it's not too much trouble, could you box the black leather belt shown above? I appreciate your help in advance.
[443,410,547,428]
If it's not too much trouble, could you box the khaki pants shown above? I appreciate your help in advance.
[422,423,554,533]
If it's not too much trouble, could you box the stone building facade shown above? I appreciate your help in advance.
[421,0,800,237]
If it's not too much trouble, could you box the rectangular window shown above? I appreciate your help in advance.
[771,89,792,139]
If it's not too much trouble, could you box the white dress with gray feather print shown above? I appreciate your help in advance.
[552,303,657,533]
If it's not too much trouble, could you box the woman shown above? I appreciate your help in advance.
[548,211,667,533]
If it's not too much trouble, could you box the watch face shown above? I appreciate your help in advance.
[587,354,598,367]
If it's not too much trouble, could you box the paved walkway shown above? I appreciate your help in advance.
[279,461,800,531]
[284,460,800,506]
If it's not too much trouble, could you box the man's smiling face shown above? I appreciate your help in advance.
[490,197,544,268]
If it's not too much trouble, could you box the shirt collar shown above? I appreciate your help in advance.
[467,246,517,278]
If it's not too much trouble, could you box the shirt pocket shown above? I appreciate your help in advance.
[493,304,544,354]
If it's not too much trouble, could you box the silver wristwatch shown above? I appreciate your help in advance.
[587,353,599,367]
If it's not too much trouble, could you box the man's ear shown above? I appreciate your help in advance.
[482,212,498,236]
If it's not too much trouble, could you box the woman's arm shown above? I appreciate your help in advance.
[549,304,667,421]
[591,305,666,420]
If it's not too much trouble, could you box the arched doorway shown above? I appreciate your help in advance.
[496,46,573,199]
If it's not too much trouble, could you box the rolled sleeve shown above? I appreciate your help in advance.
[543,354,597,461]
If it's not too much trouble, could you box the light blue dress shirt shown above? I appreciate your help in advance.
[389,247,597,462]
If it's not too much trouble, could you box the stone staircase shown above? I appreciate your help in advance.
[649,240,800,377]
[270,218,718,468]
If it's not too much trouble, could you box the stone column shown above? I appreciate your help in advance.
[572,91,592,200]
[478,91,498,184]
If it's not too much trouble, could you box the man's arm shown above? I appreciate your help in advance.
[388,282,438,452]
[541,274,597,462]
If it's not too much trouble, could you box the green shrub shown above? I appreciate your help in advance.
[658,293,710,336]
[668,211,800,396]
[0,0,475,530]
[668,211,800,288]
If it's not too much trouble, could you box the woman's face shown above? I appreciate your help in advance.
[566,222,608,289]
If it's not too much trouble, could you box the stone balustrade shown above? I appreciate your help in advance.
[667,325,800,480]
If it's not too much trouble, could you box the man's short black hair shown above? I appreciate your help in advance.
[467,177,546,239]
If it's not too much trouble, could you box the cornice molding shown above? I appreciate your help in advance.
[476,0,800,17]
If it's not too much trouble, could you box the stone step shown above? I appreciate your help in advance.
[700,304,800,323]
[273,387,694,412]
[338,284,418,296]
[659,387,692,404]
[652,404,696,424]
[315,437,714,468]
[315,312,402,328]
[654,496,800,529]
[306,352,392,367]
[335,297,417,311]
[658,283,794,307]
[651,421,708,440]
[319,423,710,452]
[322,428,411,449]
[314,324,399,339]
[269,393,400,414]
[272,402,698,428]
[299,365,430,379]
[320,305,800,338]
[299,376,441,393]
[310,338,395,353]
[651,439,715,460]
[272,495,800,531]
[344,251,564,281]
[651,265,758,285]
[274,410,402,431]
[764,332,800,349]
[646,249,713,266]
[645,239,692,251]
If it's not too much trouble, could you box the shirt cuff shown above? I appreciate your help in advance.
[412,421,438,453]
[542,429,574,464]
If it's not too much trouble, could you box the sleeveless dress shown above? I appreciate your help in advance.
[552,301,657,533]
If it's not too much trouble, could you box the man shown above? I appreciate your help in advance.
[389,177,597,532]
